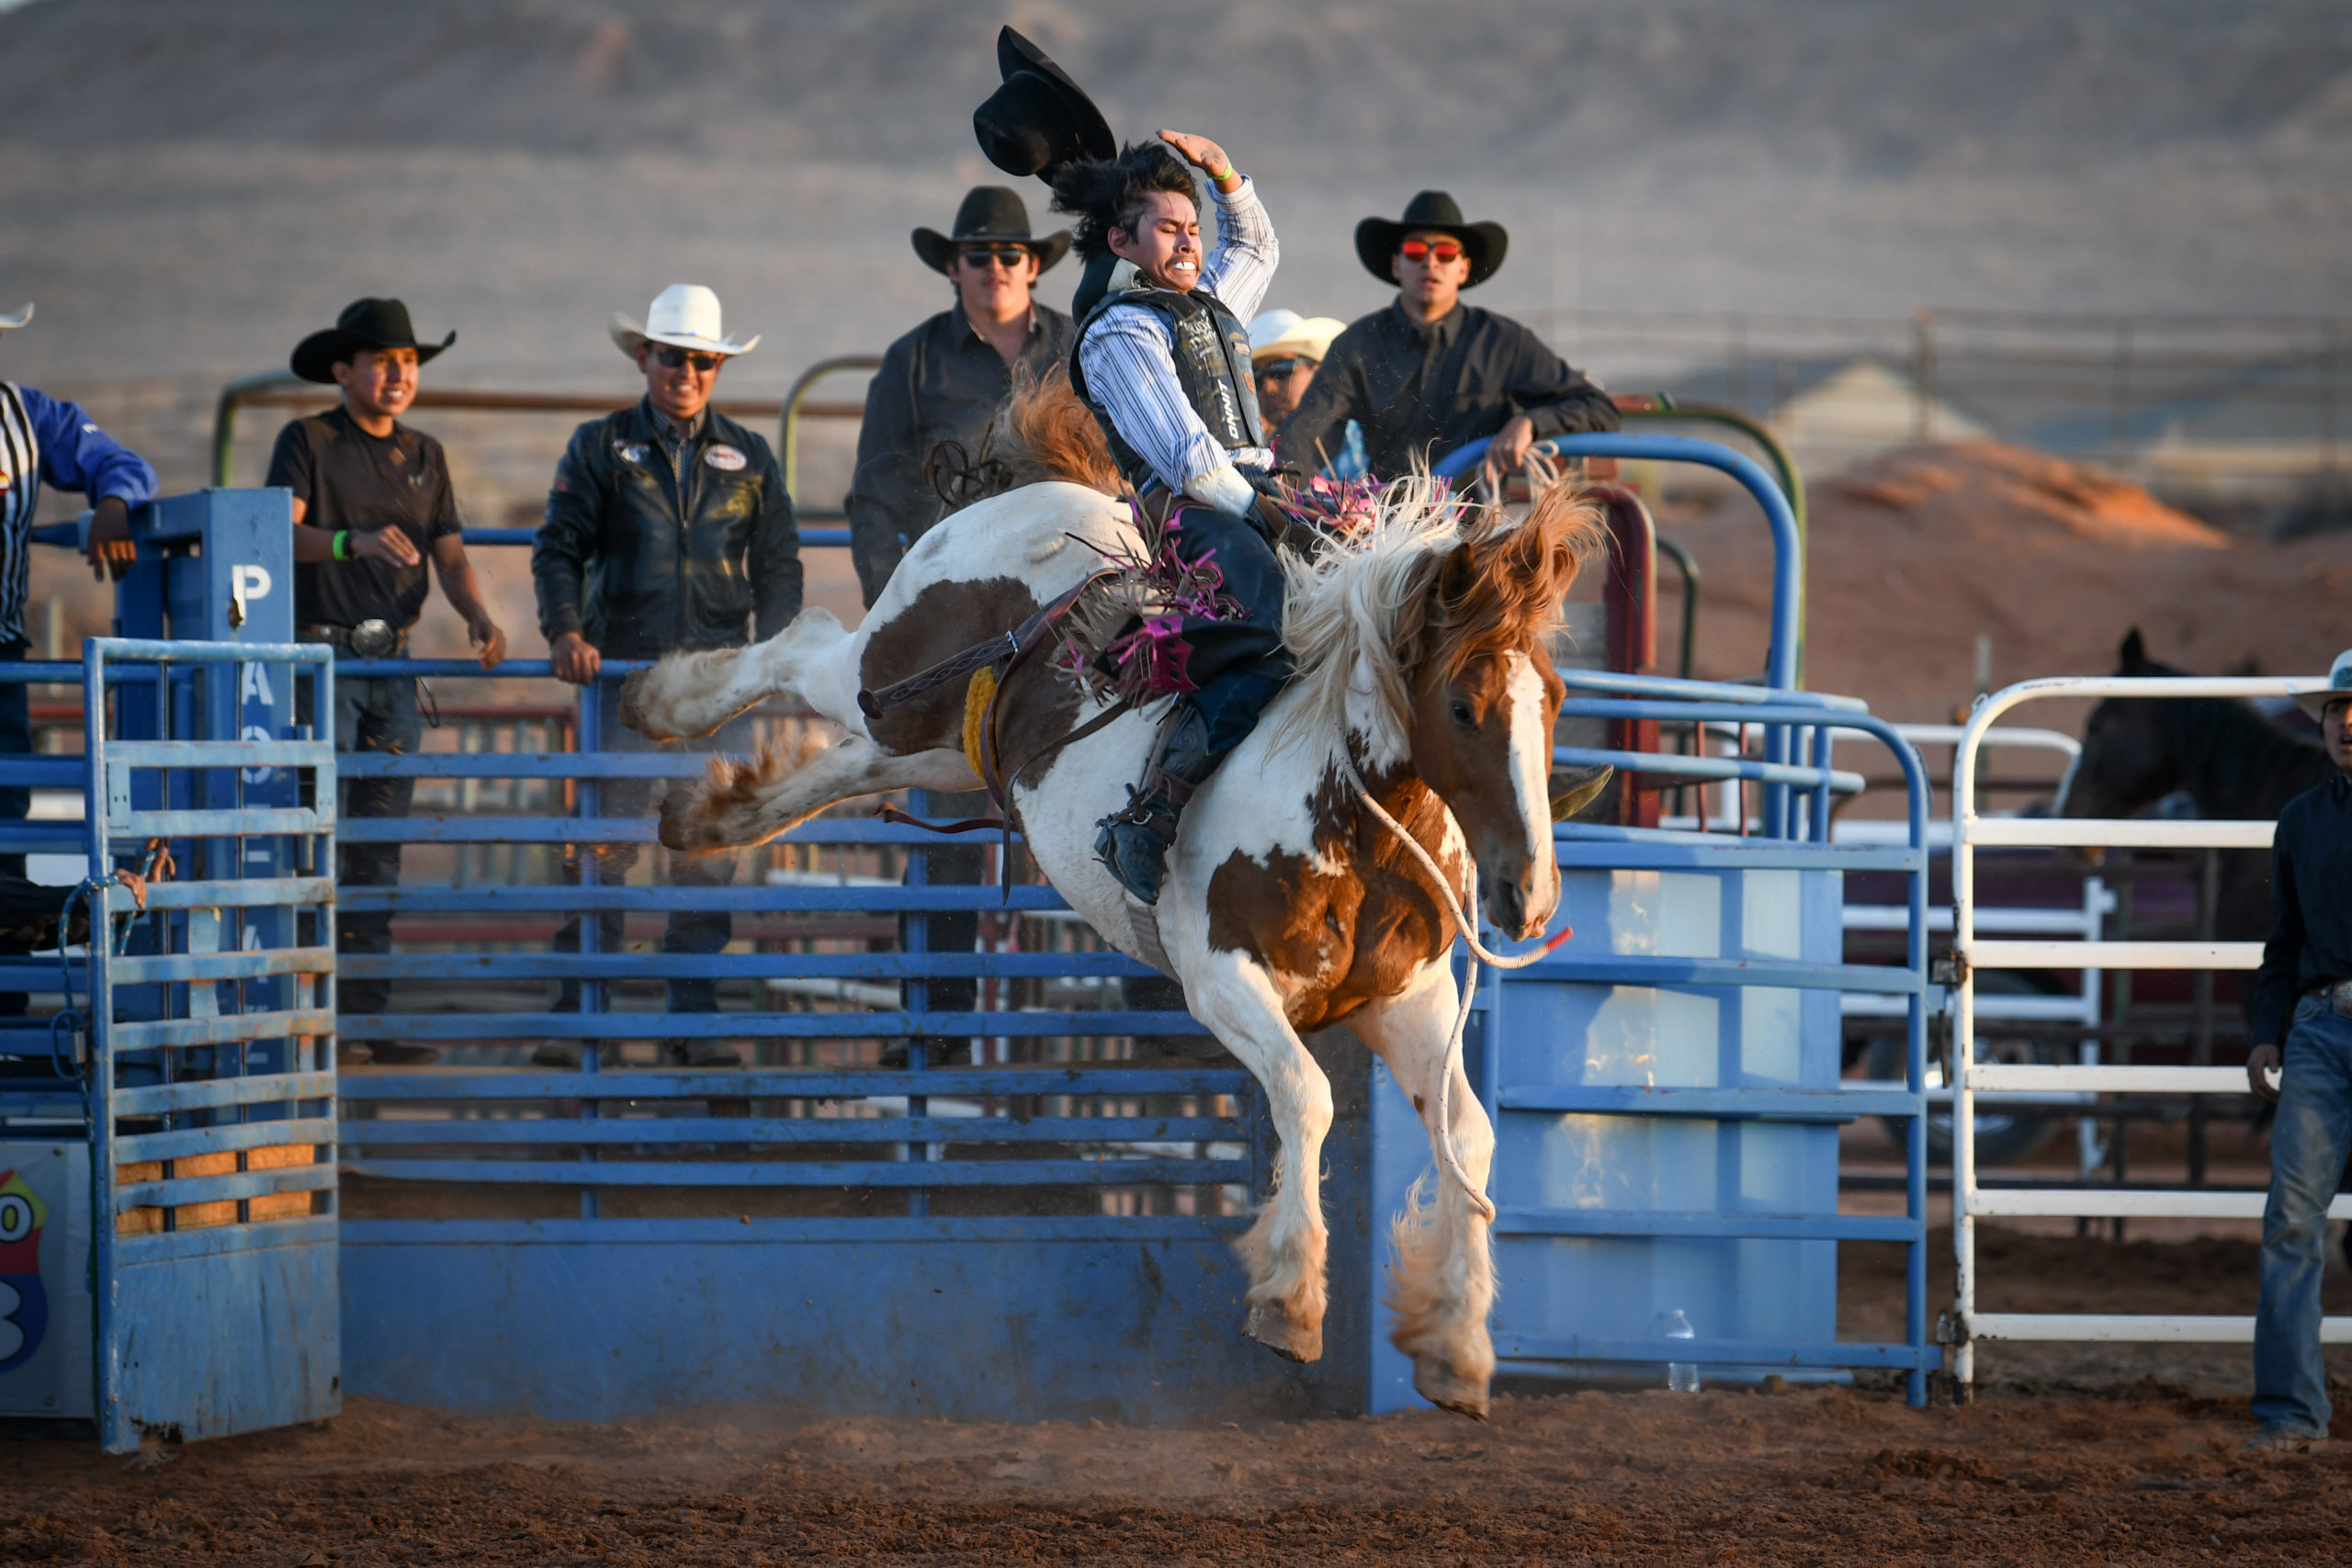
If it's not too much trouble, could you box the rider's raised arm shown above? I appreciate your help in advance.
[1198,175,1277,321]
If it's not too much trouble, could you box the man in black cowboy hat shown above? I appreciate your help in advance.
[1275,191,1617,482]
[845,186,1076,608]
[269,297,507,1062]
[847,186,1076,1066]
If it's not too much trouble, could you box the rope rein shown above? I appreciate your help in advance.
[1345,765,1575,1226]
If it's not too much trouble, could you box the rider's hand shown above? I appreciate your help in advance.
[551,631,601,686]
[1157,130,1235,184]
[84,496,135,581]
[352,525,423,569]
[2247,1043,2283,1102]
[469,616,509,671]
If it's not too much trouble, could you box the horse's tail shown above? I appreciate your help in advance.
[992,361,1123,493]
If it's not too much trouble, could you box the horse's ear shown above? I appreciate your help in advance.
[2119,626,2147,671]
[1435,537,1479,608]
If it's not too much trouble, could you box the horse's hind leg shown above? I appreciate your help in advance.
[1351,961,1498,1421]
[1182,951,1335,1362]
[621,606,851,742]
[659,736,978,853]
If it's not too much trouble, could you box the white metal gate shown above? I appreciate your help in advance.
[1949,673,2352,1392]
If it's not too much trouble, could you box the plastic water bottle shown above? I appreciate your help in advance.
[1659,1309,1701,1393]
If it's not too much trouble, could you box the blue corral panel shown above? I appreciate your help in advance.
[109,1223,342,1442]
[1369,864,1847,1408]
[342,1223,1366,1425]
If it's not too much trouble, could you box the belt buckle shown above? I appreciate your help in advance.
[2330,981,2352,1016]
[348,619,400,659]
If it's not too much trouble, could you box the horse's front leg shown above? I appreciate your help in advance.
[1181,951,1335,1362]
[1351,960,1498,1421]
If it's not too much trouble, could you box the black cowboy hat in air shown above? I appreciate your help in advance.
[1355,191,1510,289]
[911,186,1073,276]
[291,297,456,384]
[972,26,1115,183]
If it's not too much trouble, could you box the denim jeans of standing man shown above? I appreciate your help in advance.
[2253,995,2352,1438]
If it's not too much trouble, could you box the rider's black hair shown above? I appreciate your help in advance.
[1049,141,1201,263]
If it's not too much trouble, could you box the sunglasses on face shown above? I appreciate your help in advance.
[1257,356,1316,380]
[1398,237,1465,264]
[959,246,1033,270]
[653,346,722,372]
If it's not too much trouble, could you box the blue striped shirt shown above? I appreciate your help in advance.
[0,382,159,647]
[1076,177,1279,499]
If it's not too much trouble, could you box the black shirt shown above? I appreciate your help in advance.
[1273,300,1618,479]
[844,300,1076,607]
[2252,769,2352,1044]
[267,408,460,629]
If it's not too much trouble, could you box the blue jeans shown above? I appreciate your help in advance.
[2253,994,2352,1437]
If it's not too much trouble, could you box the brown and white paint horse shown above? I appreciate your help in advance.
[620,400,1600,1419]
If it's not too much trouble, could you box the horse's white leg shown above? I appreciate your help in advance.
[1351,960,1498,1421]
[658,736,978,853]
[1183,951,1335,1362]
[620,606,851,742]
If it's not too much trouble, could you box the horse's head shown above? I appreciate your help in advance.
[2059,627,2183,822]
[1398,483,1598,939]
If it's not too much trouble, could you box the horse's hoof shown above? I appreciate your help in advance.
[1412,1358,1490,1422]
[615,669,654,734]
[1244,1300,1323,1363]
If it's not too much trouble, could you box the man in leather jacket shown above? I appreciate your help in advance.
[1051,130,1283,906]
[532,284,800,1065]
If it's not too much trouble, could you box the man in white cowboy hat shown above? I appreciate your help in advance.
[2242,648,2352,1453]
[1246,308,1363,477]
[270,295,508,1062]
[846,186,1077,609]
[532,284,800,1067]
[1275,190,1617,483]
[0,299,158,1020]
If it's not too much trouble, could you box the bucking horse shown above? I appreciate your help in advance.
[616,377,1603,1420]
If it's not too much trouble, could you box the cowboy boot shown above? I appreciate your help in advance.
[1094,702,1216,905]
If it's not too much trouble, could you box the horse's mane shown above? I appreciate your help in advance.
[1274,472,1604,757]
[986,361,1123,493]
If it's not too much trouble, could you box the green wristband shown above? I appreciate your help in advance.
[332,530,351,560]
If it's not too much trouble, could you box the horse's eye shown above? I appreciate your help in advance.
[1450,701,1476,728]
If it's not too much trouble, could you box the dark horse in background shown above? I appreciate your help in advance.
[2058,626,2330,986]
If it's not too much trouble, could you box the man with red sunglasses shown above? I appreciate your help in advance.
[1273,191,1616,482]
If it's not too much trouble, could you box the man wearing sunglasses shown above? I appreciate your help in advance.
[847,186,1076,609]
[1275,191,1616,483]
[532,284,801,1067]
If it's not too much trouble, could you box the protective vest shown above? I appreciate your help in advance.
[1070,286,1263,496]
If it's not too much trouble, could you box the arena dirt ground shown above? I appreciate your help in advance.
[7,1227,2352,1566]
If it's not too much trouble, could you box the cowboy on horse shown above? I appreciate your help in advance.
[1046,130,1295,905]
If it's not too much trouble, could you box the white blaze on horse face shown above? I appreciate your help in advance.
[1503,651,1561,922]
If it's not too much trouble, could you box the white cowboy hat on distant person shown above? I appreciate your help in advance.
[1247,309,1346,367]
[0,302,32,333]
[2293,648,2352,721]
[608,284,759,359]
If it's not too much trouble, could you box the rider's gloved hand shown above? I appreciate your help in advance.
[1188,464,1257,516]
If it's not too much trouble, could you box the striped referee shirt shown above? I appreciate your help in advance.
[0,382,159,648]
[1076,177,1279,500]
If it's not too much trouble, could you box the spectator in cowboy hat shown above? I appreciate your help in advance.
[1274,190,1617,483]
[0,300,158,1021]
[2241,647,2352,1453]
[268,297,507,1063]
[1247,309,1363,478]
[532,284,799,1069]
[845,187,1077,1067]
[845,186,1076,608]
